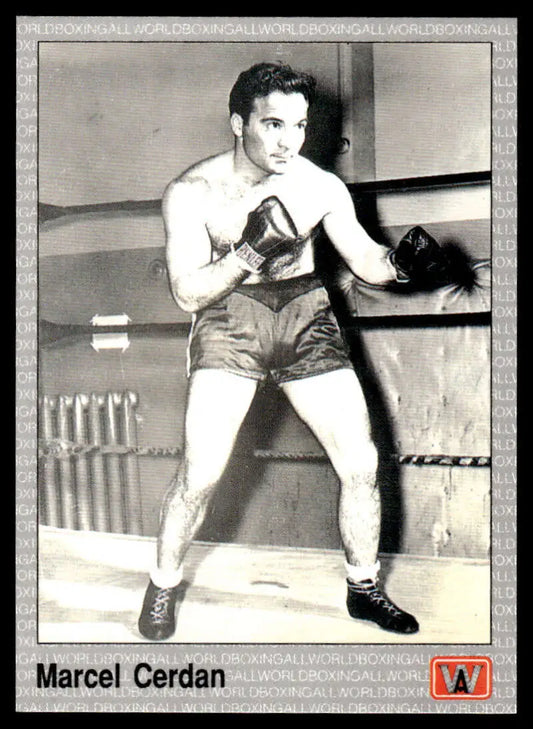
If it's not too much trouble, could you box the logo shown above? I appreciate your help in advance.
[430,657,492,699]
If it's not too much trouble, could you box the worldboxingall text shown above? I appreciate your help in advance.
[28,651,430,666]
[16,21,515,37]
[15,703,518,714]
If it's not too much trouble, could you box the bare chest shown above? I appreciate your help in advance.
[204,178,326,253]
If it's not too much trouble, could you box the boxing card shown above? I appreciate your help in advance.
[16,15,517,715]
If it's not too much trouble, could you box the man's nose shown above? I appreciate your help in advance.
[278,128,298,150]
[280,125,305,150]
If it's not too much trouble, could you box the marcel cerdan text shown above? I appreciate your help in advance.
[36,662,225,690]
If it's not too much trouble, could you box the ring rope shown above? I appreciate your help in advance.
[37,438,491,467]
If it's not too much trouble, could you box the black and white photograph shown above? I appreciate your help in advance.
[16,16,517,714]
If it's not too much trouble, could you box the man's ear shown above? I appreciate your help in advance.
[230,113,244,138]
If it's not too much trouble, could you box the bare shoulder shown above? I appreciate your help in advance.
[294,157,345,190]
[163,152,232,213]
[292,156,350,211]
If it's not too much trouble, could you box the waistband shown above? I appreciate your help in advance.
[233,274,324,312]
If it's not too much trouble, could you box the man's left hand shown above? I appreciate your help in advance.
[388,226,478,291]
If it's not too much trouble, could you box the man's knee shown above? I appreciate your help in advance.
[361,440,378,472]
[336,440,378,485]
[191,462,223,494]
[166,459,221,509]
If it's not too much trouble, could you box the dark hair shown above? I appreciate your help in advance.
[229,62,317,122]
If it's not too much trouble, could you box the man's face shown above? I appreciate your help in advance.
[236,91,309,174]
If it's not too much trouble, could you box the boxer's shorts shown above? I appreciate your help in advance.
[187,275,353,384]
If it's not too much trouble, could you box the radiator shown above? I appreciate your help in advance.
[38,391,144,535]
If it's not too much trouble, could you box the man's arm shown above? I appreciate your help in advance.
[321,174,469,291]
[164,180,249,313]
[321,175,396,286]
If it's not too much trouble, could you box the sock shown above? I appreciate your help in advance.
[345,560,380,584]
[150,564,184,589]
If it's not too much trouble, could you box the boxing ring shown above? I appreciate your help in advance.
[37,167,492,644]
[38,525,489,644]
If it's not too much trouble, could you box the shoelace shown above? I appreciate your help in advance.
[150,588,175,623]
[349,582,403,617]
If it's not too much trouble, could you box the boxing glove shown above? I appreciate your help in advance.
[232,196,300,273]
[389,226,455,289]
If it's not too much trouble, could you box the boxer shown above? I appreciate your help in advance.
[138,62,456,641]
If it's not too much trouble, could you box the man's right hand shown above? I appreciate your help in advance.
[232,196,300,273]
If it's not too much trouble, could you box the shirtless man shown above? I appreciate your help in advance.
[138,62,450,641]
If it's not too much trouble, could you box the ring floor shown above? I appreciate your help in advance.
[38,526,490,644]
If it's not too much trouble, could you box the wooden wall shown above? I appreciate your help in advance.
[38,42,342,208]
[38,231,490,558]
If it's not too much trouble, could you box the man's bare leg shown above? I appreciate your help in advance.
[281,368,379,568]
[281,368,418,633]
[139,369,258,640]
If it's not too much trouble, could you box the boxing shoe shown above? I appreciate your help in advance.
[138,580,180,641]
[347,579,419,634]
